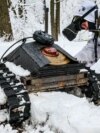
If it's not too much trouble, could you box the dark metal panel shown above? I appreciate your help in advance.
[5,41,86,76]
[22,41,50,67]
[54,44,78,63]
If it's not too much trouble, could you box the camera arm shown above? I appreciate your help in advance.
[94,6,99,62]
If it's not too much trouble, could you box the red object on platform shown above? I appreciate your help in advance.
[42,47,59,57]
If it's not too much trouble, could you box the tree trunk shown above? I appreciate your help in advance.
[50,0,55,38]
[50,0,60,41]
[55,0,60,40]
[0,0,13,40]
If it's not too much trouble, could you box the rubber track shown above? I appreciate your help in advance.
[85,66,100,102]
[0,63,30,124]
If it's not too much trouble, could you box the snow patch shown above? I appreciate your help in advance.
[91,59,100,74]
[29,92,100,133]
[5,62,30,76]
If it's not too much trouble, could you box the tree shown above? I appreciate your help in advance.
[0,0,13,40]
[44,0,49,33]
[50,0,55,38]
[50,0,60,41]
[55,0,60,40]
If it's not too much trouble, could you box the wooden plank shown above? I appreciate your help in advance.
[21,72,88,93]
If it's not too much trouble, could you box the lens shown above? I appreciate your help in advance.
[62,22,78,41]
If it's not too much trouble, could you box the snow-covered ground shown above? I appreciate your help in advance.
[0,0,100,132]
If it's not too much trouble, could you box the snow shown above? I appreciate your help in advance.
[91,60,100,74]
[29,92,100,133]
[0,0,100,133]
[0,124,17,133]
[5,62,30,76]
[0,87,7,105]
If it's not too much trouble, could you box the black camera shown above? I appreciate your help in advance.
[62,16,96,41]
[33,30,54,45]
[62,16,82,41]
[62,5,97,41]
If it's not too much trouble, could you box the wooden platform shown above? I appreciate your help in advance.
[21,72,88,93]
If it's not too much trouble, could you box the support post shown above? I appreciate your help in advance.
[94,6,99,62]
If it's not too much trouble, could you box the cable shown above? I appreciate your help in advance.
[0,37,33,62]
